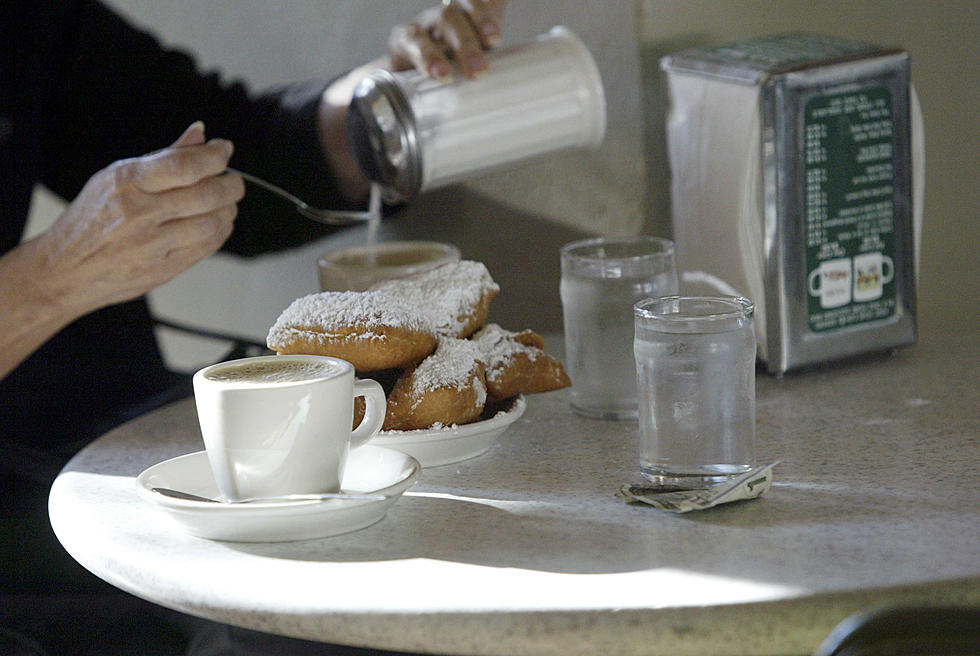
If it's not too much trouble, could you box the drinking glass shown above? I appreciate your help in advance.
[633,296,756,488]
[560,236,677,420]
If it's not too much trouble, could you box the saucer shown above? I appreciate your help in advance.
[373,395,526,467]
[136,445,420,542]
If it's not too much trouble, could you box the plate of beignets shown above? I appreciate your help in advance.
[266,259,569,467]
[374,395,526,467]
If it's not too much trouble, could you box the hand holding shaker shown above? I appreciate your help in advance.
[560,237,678,419]
[347,26,606,201]
[633,296,756,488]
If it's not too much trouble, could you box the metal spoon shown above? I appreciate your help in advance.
[228,167,381,226]
[151,487,386,504]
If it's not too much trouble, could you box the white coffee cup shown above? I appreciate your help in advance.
[808,258,852,309]
[193,355,386,502]
[852,252,894,302]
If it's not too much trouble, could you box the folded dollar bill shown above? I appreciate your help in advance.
[617,462,778,513]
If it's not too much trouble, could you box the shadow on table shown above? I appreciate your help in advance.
[62,397,959,590]
[215,480,947,592]
[65,413,955,585]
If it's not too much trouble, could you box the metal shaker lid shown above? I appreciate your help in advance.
[346,70,422,202]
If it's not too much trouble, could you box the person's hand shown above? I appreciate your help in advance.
[388,0,507,80]
[318,1,507,201]
[39,121,244,316]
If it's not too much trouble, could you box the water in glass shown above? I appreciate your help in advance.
[562,270,677,419]
[634,296,756,487]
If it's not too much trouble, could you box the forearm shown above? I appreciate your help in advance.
[0,236,87,380]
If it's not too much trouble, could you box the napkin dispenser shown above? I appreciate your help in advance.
[661,34,922,374]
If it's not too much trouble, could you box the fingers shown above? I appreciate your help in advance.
[171,120,207,148]
[150,169,244,222]
[101,122,243,232]
[121,122,243,222]
[160,203,238,260]
[389,21,453,81]
[435,1,488,78]
[130,126,234,194]
[449,0,504,49]
[390,0,507,80]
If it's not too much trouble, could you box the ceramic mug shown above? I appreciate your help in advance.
[193,355,386,502]
[808,258,852,309]
[852,252,894,302]
[318,240,460,292]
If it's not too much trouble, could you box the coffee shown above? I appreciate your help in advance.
[318,240,460,292]
[204,359,341,384]
[333,243,452,267]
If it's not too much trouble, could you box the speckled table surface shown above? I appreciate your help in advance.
[49,329,979,655]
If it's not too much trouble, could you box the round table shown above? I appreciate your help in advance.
[49,330,980,655]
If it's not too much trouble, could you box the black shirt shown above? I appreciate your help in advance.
[0,0,346,457]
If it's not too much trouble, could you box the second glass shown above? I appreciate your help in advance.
[560,236,678,420]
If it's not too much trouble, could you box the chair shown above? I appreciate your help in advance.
[813,605,980,656]
[153,317,270,368]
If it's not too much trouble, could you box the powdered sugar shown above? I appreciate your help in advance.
[371,261,499,336]
[266,290,430,347]
[471,324,540,382]
[410,338,486,399]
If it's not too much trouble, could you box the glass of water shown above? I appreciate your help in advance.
[560,236,678,420]
[633,296,756,488]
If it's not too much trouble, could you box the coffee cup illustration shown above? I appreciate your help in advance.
[852,252,894,302]
[808,258,852,309]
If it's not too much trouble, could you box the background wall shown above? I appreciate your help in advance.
[25,1,978,370]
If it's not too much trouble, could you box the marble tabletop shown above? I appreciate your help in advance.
[49,329,979,656]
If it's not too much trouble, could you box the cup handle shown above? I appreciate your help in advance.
[881,255,894,284]
[350,378,386,449]
[808,268,822,295]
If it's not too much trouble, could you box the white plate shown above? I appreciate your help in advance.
[373,396,526,467]
[136,445,420,542]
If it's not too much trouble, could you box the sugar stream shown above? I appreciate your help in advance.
[364,182,383,261]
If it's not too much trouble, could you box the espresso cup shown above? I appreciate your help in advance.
[193,355,386,502]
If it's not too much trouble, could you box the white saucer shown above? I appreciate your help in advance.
[373,396,526,467]
[136,445,420,542]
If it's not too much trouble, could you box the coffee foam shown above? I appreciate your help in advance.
[205,359,341,384]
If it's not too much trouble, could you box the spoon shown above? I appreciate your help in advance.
[151,487,386,504]
[228,167,381,226]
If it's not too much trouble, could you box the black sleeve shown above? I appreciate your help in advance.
[35,0,347,256]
